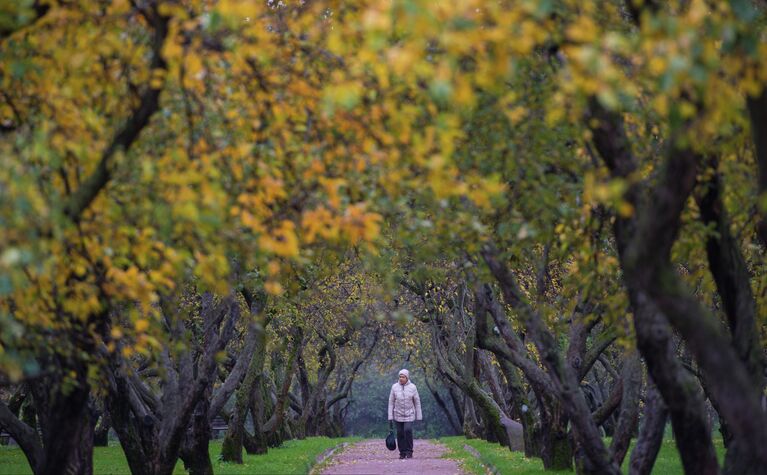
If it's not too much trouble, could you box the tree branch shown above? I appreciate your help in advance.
[747,89,767,245]
[209,322,262,421]
[0,0,51,40]
[695,156,764,390]
[62,5,169,222]
[482,245,620,474]
[0,399,43,472]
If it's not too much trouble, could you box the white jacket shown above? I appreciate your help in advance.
[388,381,422,422]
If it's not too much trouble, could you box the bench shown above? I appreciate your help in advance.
[210,417,228,439]
[0,430,14,446]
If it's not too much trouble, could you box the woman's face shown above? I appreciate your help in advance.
[399,374,408,384]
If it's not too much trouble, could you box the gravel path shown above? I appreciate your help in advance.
[318,439,466,475]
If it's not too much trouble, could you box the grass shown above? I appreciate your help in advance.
[1,434,728,474]
[0,437,360,475]
[439,436,560,475]
[438,435,726,475]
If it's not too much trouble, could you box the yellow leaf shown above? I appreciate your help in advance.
[265,280,284,295]
[259,220,300,257]
[135,319,150,332]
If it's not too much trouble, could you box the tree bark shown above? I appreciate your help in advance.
[473,283,544,457]
[424,378,461,434]
[591,379,622,428]
[629,378,668,475]
[609,351,641,466]
[431,318,510,447]
[93,410,111,447]
[244,375,270,454]
[497,359,539,457]
[62,5,169,223]
[262,334,300,440]
[586,98,761,474]
[209,321,263,422]
[694,158,766,475]
[637,296,719,474]
[107,293,239,475]
[746,89,767,245]
[180,399,213,475]
[221,323,267,462]
[461,397,481,439]
[695,158,764,391]
[0,398,43,473]
[482,249,621,475]
[538,400,571,471]
[28,364,96,475]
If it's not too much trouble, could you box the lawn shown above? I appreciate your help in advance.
[0,437,360,475]
[438,436,727,475]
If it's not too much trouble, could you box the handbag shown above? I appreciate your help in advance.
[385,420,397,451]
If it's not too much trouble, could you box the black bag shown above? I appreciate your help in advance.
[385,421,397,451]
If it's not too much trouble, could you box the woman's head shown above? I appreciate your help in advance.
[398,368,409,384]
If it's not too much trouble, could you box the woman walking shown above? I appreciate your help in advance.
[387,369,422,459]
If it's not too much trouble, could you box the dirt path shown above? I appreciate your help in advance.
[318,439,466,475]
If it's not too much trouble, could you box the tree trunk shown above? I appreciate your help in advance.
[462,397,481,439]
[221,319,267,462]
[694,160,766,475]
[497,359,539,457]
[539,401,572,471]
[244,378,269,455]
[547,433,571,470]
[180,399,213,475]
[261,336,299,443]
[220,398,246,463]
[746,89,767,245]
[432,321,510,447]
[93,411,111,447]
[424,378,461,435]
[472,283,548,456]
[634,293,719,474]
[34,370,95,475]
[467,379,511,447]
[0,398,43,474]
[592,378,622,430]
[629,378,668,475]
[482,251,619,474]
[106,294,238,475]
[449,387,465,429]
[19,396,37,432]
[105,376,153,475]
[609,351,641,466]
[587,104,720,474]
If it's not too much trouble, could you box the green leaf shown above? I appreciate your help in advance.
[730,0,758,22]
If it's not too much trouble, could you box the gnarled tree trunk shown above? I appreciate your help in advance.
[629,377,668,475]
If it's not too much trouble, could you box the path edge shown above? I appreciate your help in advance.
[308,441,351,475]
[462,443,501,475]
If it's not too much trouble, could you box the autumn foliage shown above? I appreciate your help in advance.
[1,0,767,474]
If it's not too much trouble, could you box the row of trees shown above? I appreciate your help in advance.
[1,1,387,473]
[1,256,387,475]
[2,0,767,474]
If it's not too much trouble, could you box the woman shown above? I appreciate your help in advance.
[387,368,422,459]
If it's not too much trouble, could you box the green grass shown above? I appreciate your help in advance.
[0,437,360,475]
[625,437,726,475]
[438,436,559,475]
[438,436,726,475]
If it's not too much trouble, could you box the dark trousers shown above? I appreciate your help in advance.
[395,421,413,456]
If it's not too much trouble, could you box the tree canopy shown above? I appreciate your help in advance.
[1,1,766,474]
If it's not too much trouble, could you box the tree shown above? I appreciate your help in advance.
[1,1,383,472]
[3,1,767,474]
